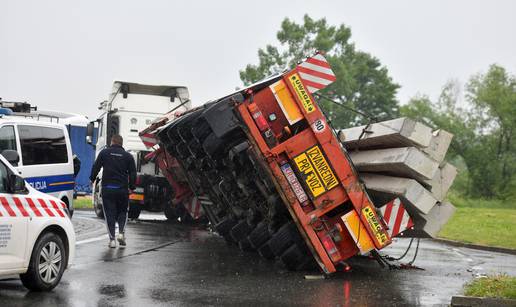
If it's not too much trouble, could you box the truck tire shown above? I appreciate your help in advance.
[279,243,311,271]
[230,220,253,242]
[238,237,254,252]
[247,222,270,249]
[257,241,276,260]
[20,232,67,291]
[128,207,141,219]
[214,217,236,234]
[164,206,178,221]
[268,222,301,257]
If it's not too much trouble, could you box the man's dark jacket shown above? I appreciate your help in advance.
[90,144,137,190]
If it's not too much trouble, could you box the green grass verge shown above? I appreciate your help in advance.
[74,197,93,209]
[438,193,516,249]
[465,274,516,299]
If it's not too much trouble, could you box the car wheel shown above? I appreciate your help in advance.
[93,183,104,219]
[20,232,67,291]
[128,207,141,219]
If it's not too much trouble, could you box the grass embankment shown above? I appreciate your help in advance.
[464,274,516,299]
[74,196,93,209]
[438,193,516,249]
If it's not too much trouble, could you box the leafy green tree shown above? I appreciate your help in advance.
[401,65,516,198]
[240,15,400,128]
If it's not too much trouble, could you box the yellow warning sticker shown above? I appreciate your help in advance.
[293,152,326,197]
[305,146,338,190]
[288,73,316,113]
[362,206,389,245]
[270,80,303,125]
[293,145,338,198]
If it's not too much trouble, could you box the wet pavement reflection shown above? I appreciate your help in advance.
[1,210,515,306]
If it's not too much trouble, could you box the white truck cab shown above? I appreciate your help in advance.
[0,102,77,216]
[0,151,75,291]
[87,81,190,219]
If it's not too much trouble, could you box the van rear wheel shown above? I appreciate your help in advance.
[20,232,66,291]
[93,183,104,219]
[128,207,141,219]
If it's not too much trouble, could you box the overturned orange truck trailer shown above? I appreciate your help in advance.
[143,54,412,273]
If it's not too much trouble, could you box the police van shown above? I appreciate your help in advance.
[0,101,78,216]
[0,151,75,291]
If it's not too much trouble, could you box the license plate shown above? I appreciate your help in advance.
[293,145,338,198]
[280,163,308,203]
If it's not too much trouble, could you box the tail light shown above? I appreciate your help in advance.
[248,103,277,147]
[321,233,342,263]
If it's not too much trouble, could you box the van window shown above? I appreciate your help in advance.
[18,125,68,165]
[0,125,17,152]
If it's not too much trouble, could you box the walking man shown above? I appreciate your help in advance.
[90,134,136,248]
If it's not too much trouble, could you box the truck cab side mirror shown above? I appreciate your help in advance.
[86,121,95,145]
[1,150,19,166]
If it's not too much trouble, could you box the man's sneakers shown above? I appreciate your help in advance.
[117,233,126,247]
[108,239,116,248]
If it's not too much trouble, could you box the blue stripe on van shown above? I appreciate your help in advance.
[25,174,75,193]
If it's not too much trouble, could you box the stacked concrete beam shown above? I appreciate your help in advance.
[360,174,437,214]
[338,117,433,149]
[349,147,439,183]
[424,163,458,201]
[340,118,457,238]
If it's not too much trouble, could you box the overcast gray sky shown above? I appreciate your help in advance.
[2,0,515,120]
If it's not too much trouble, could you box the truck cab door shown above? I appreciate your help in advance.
[0,160,28,271]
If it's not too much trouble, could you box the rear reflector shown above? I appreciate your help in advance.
[129,194,144,201]
[321,233,342,263]
[341,210,375,255]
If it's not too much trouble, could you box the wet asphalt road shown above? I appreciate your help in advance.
[1,210,516,306]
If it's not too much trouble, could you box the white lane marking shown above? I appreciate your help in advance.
[76,234,109,245]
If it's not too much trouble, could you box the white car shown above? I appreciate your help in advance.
[0,150,75,291]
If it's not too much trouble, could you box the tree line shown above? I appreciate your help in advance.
[240,15,516,200]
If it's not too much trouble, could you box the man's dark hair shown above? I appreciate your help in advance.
[111,134,123,146]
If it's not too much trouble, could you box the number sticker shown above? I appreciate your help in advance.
[312,119,326,133]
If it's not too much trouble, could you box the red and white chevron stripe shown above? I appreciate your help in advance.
[184,195,210,220]
[0,196,67,218]
[379,198,414,238]
[296,53,337,93]
[140,132,159,148]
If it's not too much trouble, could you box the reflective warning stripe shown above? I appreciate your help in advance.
[26,197,43,217]
[296,53,337,94]
[379,198,414,237]
[140,133,159,148]
[0,197,16,216]
[12,196,29,217]
[0,196,66,218]
[184,195,208,220]
[49,199,65,217]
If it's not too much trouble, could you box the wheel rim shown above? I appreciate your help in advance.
[38,241,62,284]
[94,189,102,214]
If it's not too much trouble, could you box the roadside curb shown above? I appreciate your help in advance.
[434,238,516,256]
[451,295,516,306]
